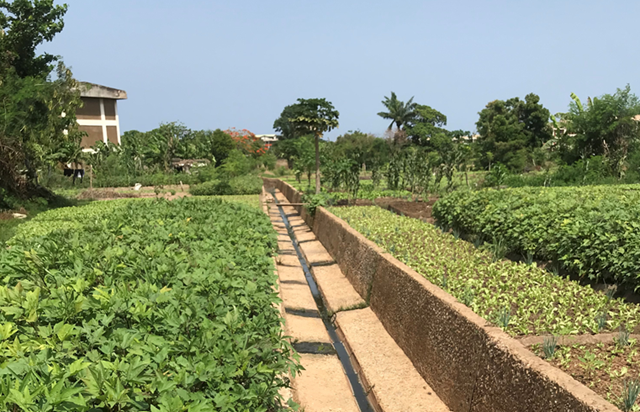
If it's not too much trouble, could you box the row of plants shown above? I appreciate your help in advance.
[432,185,640,291]
[329,206,640,337]
[0,197,300,411]
[189,175,263,196]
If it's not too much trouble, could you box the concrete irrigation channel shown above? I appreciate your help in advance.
[262,178,621,412]
[261,186,449,412]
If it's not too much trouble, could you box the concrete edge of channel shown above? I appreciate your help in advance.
[265,178,621,412]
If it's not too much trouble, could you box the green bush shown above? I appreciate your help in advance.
[433,185,640,290]
[275,166,288,177]
[0,197,300,410]
[190,175,262,196]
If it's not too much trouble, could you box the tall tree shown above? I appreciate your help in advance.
[558,86,640,176]
[0,1,83,202]
[476,93,552,172]
[0,0,67,77]
[405,104,448,146]
[273,104,305,140]
[377,92,417,131]
[287,98,339,193]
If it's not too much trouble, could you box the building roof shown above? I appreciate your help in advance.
[79,82,128,100]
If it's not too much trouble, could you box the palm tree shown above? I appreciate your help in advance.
[377,92,418,131]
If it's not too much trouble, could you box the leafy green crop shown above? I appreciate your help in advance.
[330,206,640,337]
[432,185,640,291]
[0,197,299,411]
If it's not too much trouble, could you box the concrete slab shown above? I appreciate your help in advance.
[336,308,450,412]
[299,240,336,266]
[312,264,365,315]
[284,311,331,344]
[293,354,360,412]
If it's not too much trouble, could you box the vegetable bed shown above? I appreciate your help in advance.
[532,339,640,410]
[432,185,640,291]
[329,206,640,337]
[0,197,299,411]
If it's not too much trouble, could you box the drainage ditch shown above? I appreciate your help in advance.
[270,191,373,412]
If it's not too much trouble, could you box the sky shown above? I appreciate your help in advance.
[45,0,640,140]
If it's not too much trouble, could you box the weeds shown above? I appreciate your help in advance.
[462,286,475,307]
[617,327,631,348]
[596,311,608,332]
[543,335,558,359]
[496,306,511,329]
[621,380,640,412]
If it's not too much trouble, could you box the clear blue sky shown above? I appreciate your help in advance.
[46,0,640,139]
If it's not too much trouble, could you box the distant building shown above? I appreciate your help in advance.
[77,82,127,149]
[256,134,278,150]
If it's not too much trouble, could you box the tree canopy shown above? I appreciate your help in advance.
[377,91,417,131]
[405,104,448,146]
[557,86,640,176]
[476,93,552,172]
[0,0,83,204]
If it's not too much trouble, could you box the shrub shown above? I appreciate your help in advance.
[433,185,640,290]
[190,175,262,196]
[275,166,288,177]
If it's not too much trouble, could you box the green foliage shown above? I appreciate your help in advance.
[189,175,262,196]
[484,162,509,188]
[0,0,68,78]
[302,192,334,216]
[286,98,339,138]
[330,206,640,336]
[617,328,631,348]
[476,94,553,172]
[0,197,300,410]
[557,86,640,177]
[377,92,417,131]
[621,380,640,412]
[543,335,558,359]
[433,185,640,291]
[405,104,448,146]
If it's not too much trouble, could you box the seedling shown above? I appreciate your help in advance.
[441,272,448,289]
[523,250,535,266]
[605,286,617,303]
[461,286,475,307]
[542,335,558,359]
[616,327,631,348]
[496,306,511,329]
[621,379,640,412]
[490,238,507,262]
[596,311,608,332]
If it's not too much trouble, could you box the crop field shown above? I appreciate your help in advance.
[433,185,640,291]
[531,338,640,408]
[329,206,640,337]
[0,196,299,411]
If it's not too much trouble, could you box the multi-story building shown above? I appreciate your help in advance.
[76,82,127,149]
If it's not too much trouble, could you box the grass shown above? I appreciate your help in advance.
[329,206,640,337]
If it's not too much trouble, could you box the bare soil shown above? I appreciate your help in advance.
[531,341,640,409]
[76,186,191,201]
[376,198,439,223]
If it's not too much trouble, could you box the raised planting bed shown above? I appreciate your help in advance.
[531,338,640,410]
[329,206,640,337]
[269,177,628,410]
[432,185,640,292]
[327,205,640,410]
[0,196,299,411]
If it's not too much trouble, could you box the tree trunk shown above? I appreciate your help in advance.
[315,134,320,194]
